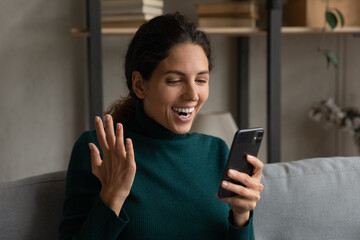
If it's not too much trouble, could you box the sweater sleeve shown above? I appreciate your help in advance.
[59,131,129,240]
[226,210,255,240]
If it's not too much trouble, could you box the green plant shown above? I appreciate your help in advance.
[317,0,345,68]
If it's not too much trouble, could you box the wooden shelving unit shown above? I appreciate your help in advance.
[80,0,282,162]
[71,26,360,37]
[78,0,360,162]
[71,27,264,36]
[281,26,360,35]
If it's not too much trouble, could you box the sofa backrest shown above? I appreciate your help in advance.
[0,171,66,240]
[254,156,360,240]
[1,157,359,239]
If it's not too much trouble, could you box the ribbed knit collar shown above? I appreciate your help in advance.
[126,104,191,140]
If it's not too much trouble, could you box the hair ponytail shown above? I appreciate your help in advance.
[105,96,139,124]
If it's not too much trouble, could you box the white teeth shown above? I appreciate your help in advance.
[179,114,191,119]
[173,107,195,113]
[172,107,195,119]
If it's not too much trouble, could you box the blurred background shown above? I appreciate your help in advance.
[1,0,359,182]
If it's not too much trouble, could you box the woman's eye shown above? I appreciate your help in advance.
[196,79,208,84]
[166,79,181,84]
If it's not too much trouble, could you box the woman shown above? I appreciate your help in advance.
[60,13,263,240]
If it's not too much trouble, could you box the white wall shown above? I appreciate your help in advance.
[1,0,359,182]
[250,33,360,162]
[0,0,87,182]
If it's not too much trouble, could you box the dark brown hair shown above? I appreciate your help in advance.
[106,13,213,123]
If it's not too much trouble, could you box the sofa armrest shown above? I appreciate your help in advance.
[0,171,67,240]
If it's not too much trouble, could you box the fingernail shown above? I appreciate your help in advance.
[105,115,111,121]
[222,181,228,187]
[228,169,236,176]
[247,155,255,160]
[117,123,121,130]
[88,143,92,150]
[95,116,100,122]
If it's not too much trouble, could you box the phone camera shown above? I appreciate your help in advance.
[254,132,263,143]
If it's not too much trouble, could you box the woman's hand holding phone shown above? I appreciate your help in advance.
[218,155,264,227]
[89,114,136,215]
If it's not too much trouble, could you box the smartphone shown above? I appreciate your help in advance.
[217,127,264,199]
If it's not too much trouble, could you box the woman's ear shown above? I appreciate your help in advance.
[132,71,147,99]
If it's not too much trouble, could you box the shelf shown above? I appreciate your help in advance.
[70,27,264,37]
[71,26,360,37]
[282,26,360,35]
[71,27,137,36]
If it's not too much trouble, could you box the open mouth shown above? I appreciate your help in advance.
[172,107,195,119]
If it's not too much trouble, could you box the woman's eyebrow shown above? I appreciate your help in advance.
[164,70,185,76]
[164,70,209,75]
[198,71,209,75]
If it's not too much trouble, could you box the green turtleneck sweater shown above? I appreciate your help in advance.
[59,106,254,240]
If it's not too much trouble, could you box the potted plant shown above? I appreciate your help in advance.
[318,0,345,68]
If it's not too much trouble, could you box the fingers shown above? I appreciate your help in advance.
[221,159,264,200]
[220,195,258,212]
[225,169,263,192]
[95,116,109,152]
[219,170,262,216]
[95,114,121,156]
[94,115,132,168]
[221,179,262,202]
[115,123,126,157]
[125,138,136,169]
[89,143,102,178]
[104,115,116,150]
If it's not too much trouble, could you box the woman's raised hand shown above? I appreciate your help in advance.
[88,114,136,215]
[219,155,264,227]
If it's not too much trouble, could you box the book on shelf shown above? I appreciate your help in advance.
[101,0,163,25]
[196,1,258,17]
[102,13,160,23]
[196,1,258,28]
[198,12,259,19]
[102,5,163,15]
[198,17,257,28]
[101,0,164,8]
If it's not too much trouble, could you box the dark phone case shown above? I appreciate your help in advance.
[218,128,264,199]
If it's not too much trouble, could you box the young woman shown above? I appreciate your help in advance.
[60,13,263,240]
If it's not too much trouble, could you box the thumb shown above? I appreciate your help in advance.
[246,155,263,180]
[89,143,102,179]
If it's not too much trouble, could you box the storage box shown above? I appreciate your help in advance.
[283,0,360,27]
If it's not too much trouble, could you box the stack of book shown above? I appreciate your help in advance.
[101,0,164,28]
[196,1,259,28]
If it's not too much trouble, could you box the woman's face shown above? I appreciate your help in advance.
[140,43,210,134]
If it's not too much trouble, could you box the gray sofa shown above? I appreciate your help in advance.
[1,156,359,239]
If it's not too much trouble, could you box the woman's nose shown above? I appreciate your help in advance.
[182,82,199,101]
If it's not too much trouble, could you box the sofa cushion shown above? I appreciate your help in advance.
[0,171,66,240]
[254,156,360,240]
